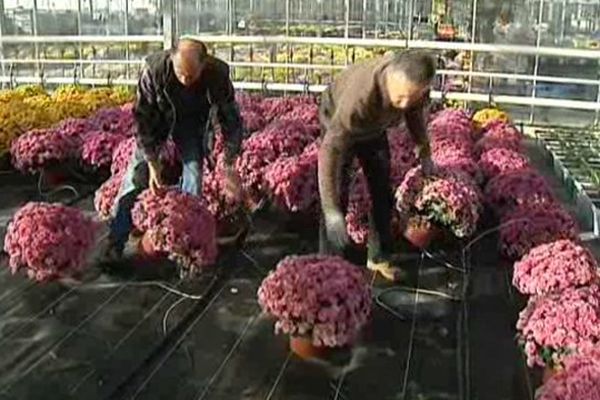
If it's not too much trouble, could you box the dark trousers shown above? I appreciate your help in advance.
[318,134,394,263]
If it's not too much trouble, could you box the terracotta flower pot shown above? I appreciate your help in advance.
[542,365,560,383]
[138,232,160,257]
[404,219,439,249]
[44,168,67,186]
[289,336,329,360]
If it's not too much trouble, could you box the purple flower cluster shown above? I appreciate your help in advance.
[198,126,244,223]
[484,169,555,218]
[56,118,93,139]
[131,189,218,275]
[345,171,372,245]
[3,202,98,282]
[241,110,267,133]
[260,96,317,122]
[94,173,124,220]
[88,106,136,136]
[474,120,524,156]
[517,285,600,368]
[500,204,579,260]
[428,108,473,143]
[279,103,320,127]
[513,240,599,296]
[264,141,320,213]
[110,137,180,176]
[235,119,316,202]
[396,166,482,238]
[428,109,481,182]
[478,148,530,180]
[257,254,372,347]
[537,348,600,400]
[11,128,79,173]
[81,130,127,169]
[201,156,241,221]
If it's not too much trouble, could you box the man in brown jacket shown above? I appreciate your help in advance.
[318,50,435,281]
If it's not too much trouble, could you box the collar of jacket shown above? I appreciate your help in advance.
[374,54,394,110]
[162,51,180,101]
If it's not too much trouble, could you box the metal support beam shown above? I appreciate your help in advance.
[0,0,5,88]
[285,0,290,36]
[125,0,130,80]
[530,0,545,124]
[1,74,597,114]
[407,0,414,42]
[178,34,600,59]
[468,0,478,95]
[163,0,176,49]
[362,0,367,38]
[344,0,350,39]
[32,0,39,75]
[77,0,83,79]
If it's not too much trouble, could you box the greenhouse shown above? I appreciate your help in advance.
[0,0,599,399]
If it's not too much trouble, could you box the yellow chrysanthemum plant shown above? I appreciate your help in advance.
[0,84,134,156]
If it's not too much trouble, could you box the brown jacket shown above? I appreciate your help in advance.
[319,54,429,146]
[318,54,431,213]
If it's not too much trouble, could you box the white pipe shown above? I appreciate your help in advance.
[0,58,145,65]
[437,69,599,86]
[0,35,163,43]
[2,75,597,111]
[181,35,600,59]
[1,34,598,60]
[1,58,597,88]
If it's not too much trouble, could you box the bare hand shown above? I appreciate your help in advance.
[148,161,163,194]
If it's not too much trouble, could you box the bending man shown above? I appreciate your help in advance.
[104,38,244,259]
[318,50,435,281]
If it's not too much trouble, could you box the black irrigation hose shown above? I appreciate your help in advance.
[106,268,228,400]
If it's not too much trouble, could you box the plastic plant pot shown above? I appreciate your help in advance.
[43,167,67,186]
[542,365,560,384]
[403,216,440,249]
[138,232,162,258]
[289,336,329,360]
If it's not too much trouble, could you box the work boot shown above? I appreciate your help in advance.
[366,259,406,282]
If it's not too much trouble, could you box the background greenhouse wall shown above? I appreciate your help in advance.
[0,0,598,126]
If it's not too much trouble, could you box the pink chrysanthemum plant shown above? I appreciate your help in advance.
[94,173,125,221]
[81,130,127,169]
[3,202,99,282]
[484,169,555,218]
[499,204,579,260]
[396,166,482,239]
[131,188,218,278]
[257,254,372,348]
[478,148,530,180]
[516,284,600,369]
[11,128,79,174]
[513,240,599,296]
[536,347,600,400]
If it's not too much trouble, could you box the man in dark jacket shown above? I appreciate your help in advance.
[105,39,244,258]
[318,50,435,281]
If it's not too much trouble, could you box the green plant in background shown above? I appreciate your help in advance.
[546,127,600,193]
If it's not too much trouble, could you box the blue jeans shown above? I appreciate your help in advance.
[109,120,204,250]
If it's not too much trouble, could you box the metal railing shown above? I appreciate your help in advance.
[0,34,599,125]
